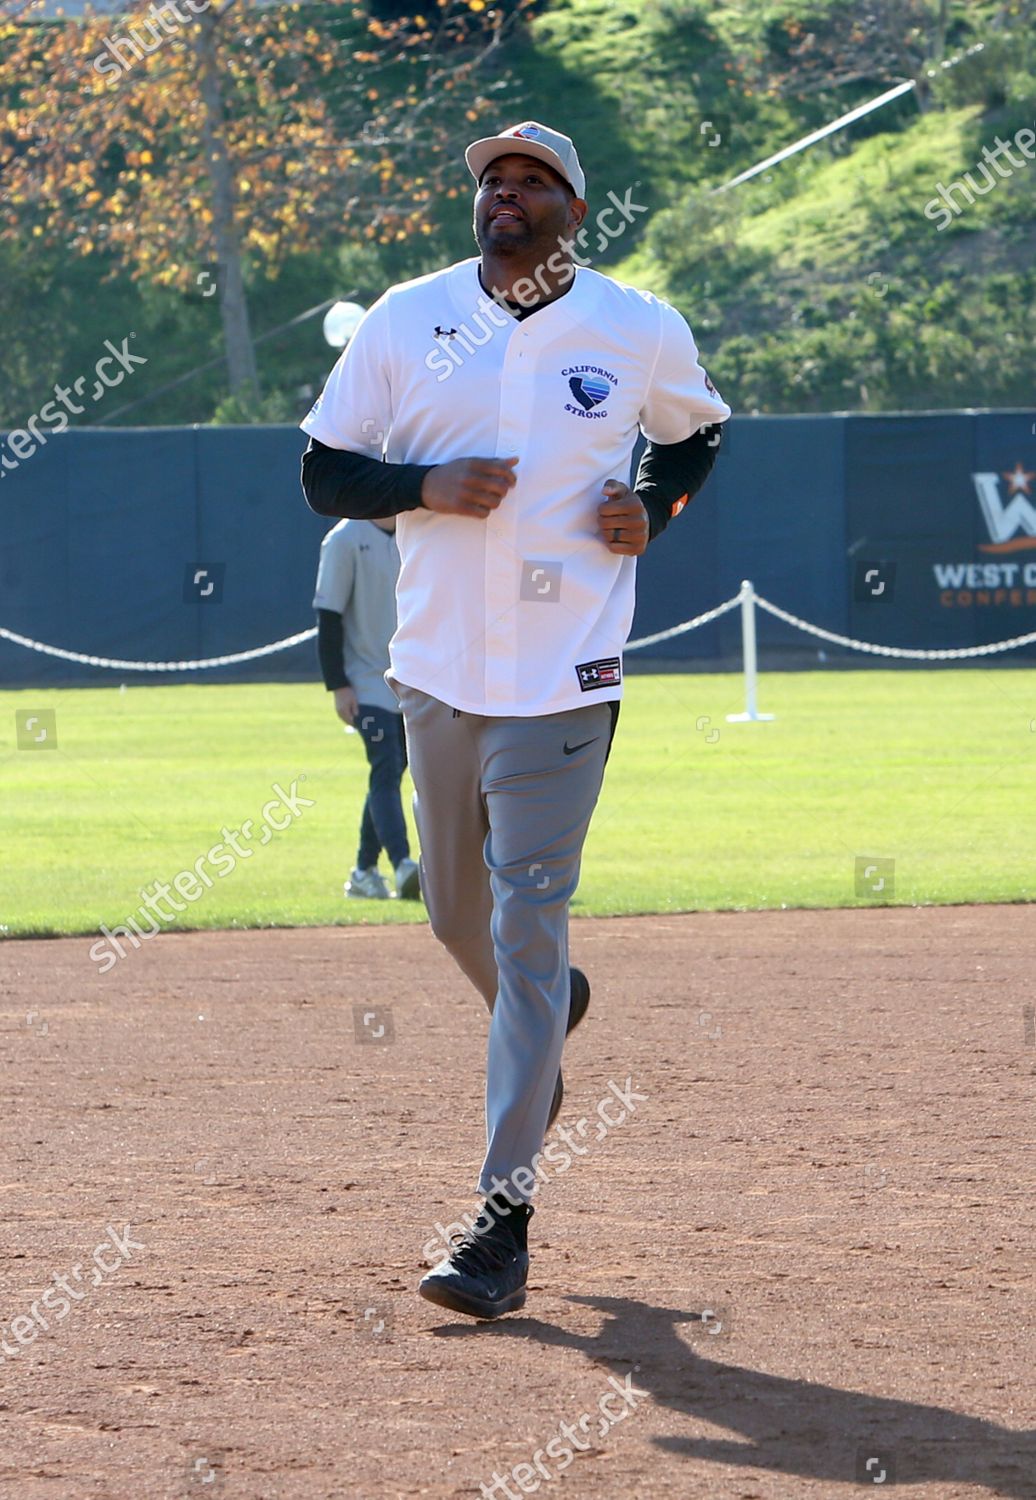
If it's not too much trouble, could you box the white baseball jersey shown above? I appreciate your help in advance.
[301,257,730,717]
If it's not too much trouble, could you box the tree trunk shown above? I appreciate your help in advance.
[931,0,949,63]
[194,7,259,401]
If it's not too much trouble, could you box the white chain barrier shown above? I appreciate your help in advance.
[3,580,1035,675]
[752,593,1036,660]
[625,593,741,649]
[0,623,317,672]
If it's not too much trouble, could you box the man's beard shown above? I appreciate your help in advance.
[475,217,536,256]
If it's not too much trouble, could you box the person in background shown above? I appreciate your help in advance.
[314,515,421,902]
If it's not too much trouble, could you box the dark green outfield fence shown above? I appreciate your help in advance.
[2,410,1034,685]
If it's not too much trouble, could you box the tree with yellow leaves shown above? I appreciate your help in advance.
[0,0,529,403]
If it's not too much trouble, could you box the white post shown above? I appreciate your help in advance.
[726,580,774,723]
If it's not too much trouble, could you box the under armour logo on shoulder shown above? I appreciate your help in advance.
[434,325,458,338]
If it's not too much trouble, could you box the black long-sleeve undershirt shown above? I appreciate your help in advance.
[302,441,430,522]
[301,422,722,540]
[636,422,723,540]
[316,607,349,691]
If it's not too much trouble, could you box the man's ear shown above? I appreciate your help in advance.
[569,197,589,232]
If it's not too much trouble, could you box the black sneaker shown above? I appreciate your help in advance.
[567,966,591,1035]
[547,1070,564,1129]
[418,1199,530,1319]
[546,968,591,1129]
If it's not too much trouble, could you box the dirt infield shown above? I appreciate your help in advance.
[1,906,1033,1500]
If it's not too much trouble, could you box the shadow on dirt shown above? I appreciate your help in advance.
[433,1292,1034,1495]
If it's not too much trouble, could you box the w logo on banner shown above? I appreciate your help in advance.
[568,375,611,412]
[974,462,1036,552]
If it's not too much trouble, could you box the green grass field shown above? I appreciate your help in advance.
[1,670,1034,938]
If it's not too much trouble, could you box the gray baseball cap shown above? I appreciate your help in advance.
[465,121,586,199]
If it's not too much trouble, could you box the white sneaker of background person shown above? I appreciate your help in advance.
[345,866,390,900]
[394,857,421,901]
[346,860,420,900]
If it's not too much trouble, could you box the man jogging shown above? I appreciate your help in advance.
[301,121,730,1319]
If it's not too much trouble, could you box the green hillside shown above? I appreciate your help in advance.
[619,101,1036,411]
[1,0,1033,423]
[515,0,1036,412]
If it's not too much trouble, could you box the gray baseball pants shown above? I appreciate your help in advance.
[390,679,615,1204]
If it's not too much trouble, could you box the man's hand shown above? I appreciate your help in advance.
[598,481,649,556]
[333,685,358,725]
[421,456,519,519]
